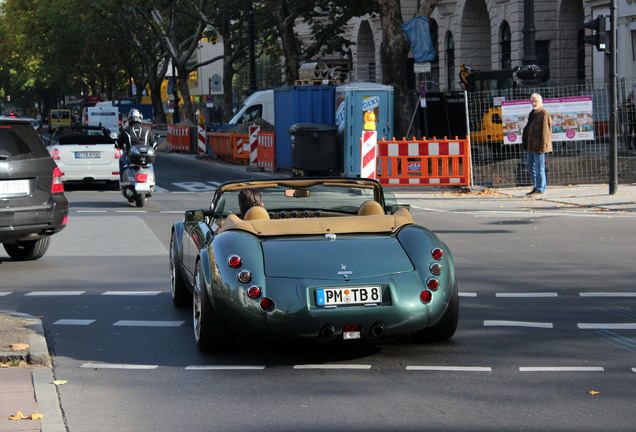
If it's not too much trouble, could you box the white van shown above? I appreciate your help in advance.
[229,90,274,126]
[87,106,120,134]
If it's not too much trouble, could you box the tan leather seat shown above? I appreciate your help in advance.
[357,200,385,216]
[244,206,269,221]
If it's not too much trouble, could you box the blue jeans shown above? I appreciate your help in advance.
[526,152,546,192]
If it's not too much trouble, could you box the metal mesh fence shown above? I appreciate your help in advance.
[466,79,636,187]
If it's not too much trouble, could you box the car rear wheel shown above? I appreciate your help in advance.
[3,237,51,261]
[412,282,459,343]
[193,260,237,352]
[170,232,190,307]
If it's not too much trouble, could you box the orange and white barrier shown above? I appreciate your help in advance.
[376,137,470,186]
[257,131,275,171]
[167,124,191,152]
[249,126,259,166]
[361,130,377,179]
[197,125,205,154]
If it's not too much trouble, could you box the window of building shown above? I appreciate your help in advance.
[446,32,455,90]
[500,22,511,70]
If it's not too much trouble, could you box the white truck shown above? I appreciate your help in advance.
[87,106,120,134]
[229,90,275,126]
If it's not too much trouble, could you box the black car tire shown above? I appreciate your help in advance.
[193,260,237,352]
[412,282,459,343]
[3,237,51,261]
[170,232,190,307]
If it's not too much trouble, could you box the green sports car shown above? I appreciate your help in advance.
[169,178,458,352]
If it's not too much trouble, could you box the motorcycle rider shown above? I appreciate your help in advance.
[117,109,152,185]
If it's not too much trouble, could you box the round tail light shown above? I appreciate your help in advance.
[260,298,275,312]
[429,263,442,276]
[237,270,251,283]
[228,255,242,268]
[247,286,261,299]
[431,248,443,260]
[426,278,439,291]
[420,290,432,303]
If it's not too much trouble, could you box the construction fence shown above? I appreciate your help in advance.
[466,79,636,187]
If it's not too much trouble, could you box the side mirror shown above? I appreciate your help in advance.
[185,209,214,222]
[110,132,118,140]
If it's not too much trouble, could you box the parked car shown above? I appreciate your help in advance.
[169,178,458,352]
[0,117,69,260]
[47,125,121,187]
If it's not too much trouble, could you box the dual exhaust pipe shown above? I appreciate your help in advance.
[320,323,385,339]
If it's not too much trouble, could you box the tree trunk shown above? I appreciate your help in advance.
[267,0,302,84]
[222,36,235,122]
[177,67,195,123]
[377,0,411,139]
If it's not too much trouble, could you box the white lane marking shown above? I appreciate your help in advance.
[185,365,266,370]
[102,291,161,296]
[81,363,158,370]
[173,181,218,192]
[0,292,12,296]
[293,364,372,370]
[113,320,185,327]
[580,292,636,298]
[519,367,604,372]
[496,292,558,298]
[578,323,636,330]
[26,291,85,296]
[484,320,554,328]
[459,292,477,297]
[53,319,95,325]
[77,210,107,213]
[160,211,184,214]
[632,368,636,373]
[406,366,492,372]
[115,210,147,213]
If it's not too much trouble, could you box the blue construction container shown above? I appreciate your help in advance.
[335,83,394,177]
[274,86,337,170]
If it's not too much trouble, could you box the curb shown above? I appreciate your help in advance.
[0,311,66,432]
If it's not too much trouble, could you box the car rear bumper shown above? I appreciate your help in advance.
[0,196,68,243]
[214,273,453,340]
[56,162,119,182]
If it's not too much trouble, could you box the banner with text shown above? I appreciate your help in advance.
[502,96,594,144]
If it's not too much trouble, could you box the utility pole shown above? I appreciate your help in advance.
[248,1,257,95]
[609,0,618,194]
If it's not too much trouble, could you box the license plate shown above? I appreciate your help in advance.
[135,183,150,192]
[75,151,100,159]
[0,179,30,196]
[316,286,382,307]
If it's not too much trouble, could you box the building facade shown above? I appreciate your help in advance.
[339,0,636,91]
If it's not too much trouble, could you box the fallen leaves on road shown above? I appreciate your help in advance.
[10,343,29,351]
[53,379,67,385]
[588,390,600,396]
[9,411,27,420]
[8,411,43,421]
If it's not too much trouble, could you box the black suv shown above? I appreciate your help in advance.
[0,117,69,260]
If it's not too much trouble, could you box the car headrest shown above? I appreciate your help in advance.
[357,200,385,216]
[244,206,269,221]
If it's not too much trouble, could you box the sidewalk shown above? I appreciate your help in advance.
[0,312,65,432]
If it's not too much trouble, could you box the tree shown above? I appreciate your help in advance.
[376,0,439,138]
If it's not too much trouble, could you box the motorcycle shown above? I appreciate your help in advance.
[121,137,158,207]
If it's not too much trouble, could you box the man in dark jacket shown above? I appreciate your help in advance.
[522,93,552,195]
[117,109,152,185]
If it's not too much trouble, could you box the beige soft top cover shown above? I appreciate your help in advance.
[217,208,414,237]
